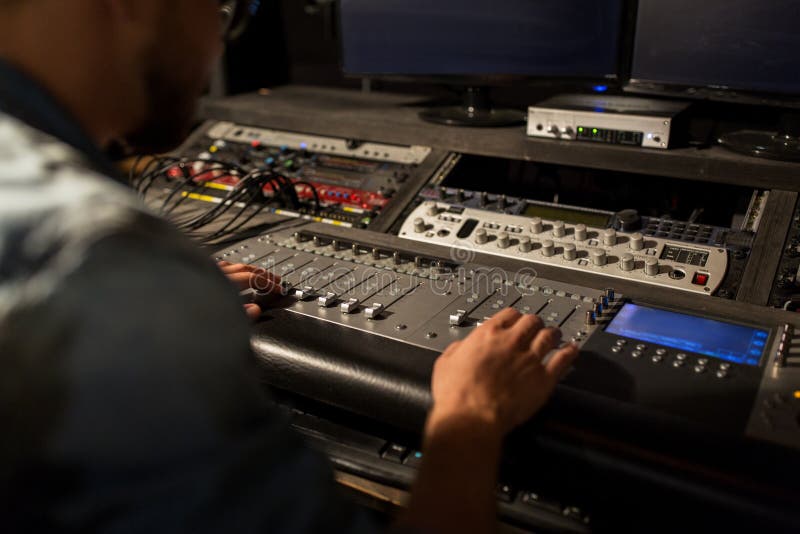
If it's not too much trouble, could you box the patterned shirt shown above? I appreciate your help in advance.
[0,60,374,533]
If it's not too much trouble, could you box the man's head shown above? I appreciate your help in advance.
[0,0,226,153]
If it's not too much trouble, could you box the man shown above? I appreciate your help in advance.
[0,1,578,532]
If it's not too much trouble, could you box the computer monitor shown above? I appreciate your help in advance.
[339,0,626,126]
[628,0,800,161]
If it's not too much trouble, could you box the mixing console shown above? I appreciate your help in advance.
[218,222,800,450]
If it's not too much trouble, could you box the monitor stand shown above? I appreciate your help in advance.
[418,86,526,127]
[718,112,800,162]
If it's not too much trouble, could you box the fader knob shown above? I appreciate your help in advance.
[552,220,566,238]
[620,253,635,271]
[645,258,660,276]
[497,232,511,249]
[574,224,588,241]
[413,218,426,233]
[563,243,577,261]
[530,217,544,234]
[518,237,532,252]
[629,232,644,251]
[541,240,555,257]
[603,228,617,246]
[591,249,607,266]
[475,228,489,244]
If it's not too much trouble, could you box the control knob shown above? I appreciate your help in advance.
[552,220,566,238]
[574,224,588,241]
[629,232,645,251]
[475,228,489,245]
[426,204,440,217]
[620,253,635,271]
[645,258,660,276]
[497,232,510,249]
[591,249,607,266]
[614,209,642,232]
[541,240,555,257]
[603,228,617,247]
[518,237,532,253]
[563,243,577,261]
[530,217,544,234]
[413,218,426,233]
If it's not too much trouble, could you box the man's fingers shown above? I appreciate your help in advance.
[227,272,255,291]
[507,313,544,348]
[483,307,522,330]
[544,344,579,384]
[219,262,258,275]
[243,303,262,322]
[251,270,282,294]
[530,327,562,358]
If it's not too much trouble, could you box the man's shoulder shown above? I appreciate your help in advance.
[0,113,197,316]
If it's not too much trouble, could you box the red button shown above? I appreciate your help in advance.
[692,272,709,286]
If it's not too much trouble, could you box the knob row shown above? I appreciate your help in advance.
[474,229,646,252]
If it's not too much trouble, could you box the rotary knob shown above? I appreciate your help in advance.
[413,218,426,233]
[645,258,660,276]
[603,228,617,247]
[497,232,510,249]
[426,204,440,217]
[629,232,645,251]
[563,243,577,261]
[591,249,607,266]
[475,228,489,245]
[541,240,555,257]
[518,236,532,252]
[614,209,642,232]
[530,217,544,234]
[620,253,635,271]
[552,220,566,238]
[574,224,588,241]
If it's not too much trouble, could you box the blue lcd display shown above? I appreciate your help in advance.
[605,304,768,366]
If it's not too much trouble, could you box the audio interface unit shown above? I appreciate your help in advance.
[398,201,728,296]
[527,94,690,149]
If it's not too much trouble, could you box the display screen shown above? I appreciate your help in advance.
[632,0,800,96]
[524,204,611,228]
[606,304,767,366]
[340,0,623,78]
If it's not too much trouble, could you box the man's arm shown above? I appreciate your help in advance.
[401,308,579,534]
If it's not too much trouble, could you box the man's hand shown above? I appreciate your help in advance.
[402,308,578,534]
[429,307,578,436]
[217,262,283,321]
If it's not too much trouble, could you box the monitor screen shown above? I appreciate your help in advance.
[631,0,800,96]
[605,303,768,366]
[340,0,624,79]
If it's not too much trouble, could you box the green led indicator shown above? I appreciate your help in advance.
[578,127,584,133]
[592,128,598,135]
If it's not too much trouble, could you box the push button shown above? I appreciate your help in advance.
[381,443,407,463]
[692,272,710,286]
